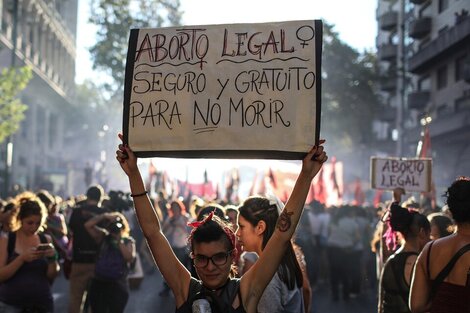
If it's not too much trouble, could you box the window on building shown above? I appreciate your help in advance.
[437,65,447,90]
[438,0,449,13]
[455,54,467,82]
[418,75,431,91]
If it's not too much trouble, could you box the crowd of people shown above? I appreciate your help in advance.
[0,139,468,312]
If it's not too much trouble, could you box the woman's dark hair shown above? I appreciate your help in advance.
[238,196,303,290]
[445,177,470,224]
[427,213,454,238]
[36,189,55,210]
[389,203,430,239]
[196,203,226,222]
[189,214,237,277]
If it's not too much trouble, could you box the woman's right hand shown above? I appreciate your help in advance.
[116,133,139,176]
[21,248,43,263]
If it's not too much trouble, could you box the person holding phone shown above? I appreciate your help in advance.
[0,192,60,313]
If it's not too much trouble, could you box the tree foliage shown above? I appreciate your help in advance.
[321,23,379,154]
[88,0,182,95]
[0,66,33,143]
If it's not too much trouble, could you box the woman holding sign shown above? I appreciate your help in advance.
[115,134,327,313]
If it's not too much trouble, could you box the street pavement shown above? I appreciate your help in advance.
[52,264,377,313]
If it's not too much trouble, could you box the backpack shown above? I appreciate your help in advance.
[94,236,133,281]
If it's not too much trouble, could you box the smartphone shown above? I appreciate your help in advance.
[36,243,53,251]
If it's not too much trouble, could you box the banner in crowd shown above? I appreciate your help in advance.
[370,157,432,192]
[123,20,322,159]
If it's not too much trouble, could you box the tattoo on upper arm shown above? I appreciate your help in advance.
[277,210,294,232]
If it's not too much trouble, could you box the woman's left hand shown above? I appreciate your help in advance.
[302,139,328,179]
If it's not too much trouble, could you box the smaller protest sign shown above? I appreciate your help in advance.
[370,157,432,192]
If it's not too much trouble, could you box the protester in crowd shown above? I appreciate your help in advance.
[84,211,136,313]
[378,203,430,313]
[427,212,454,240]
[0,192,60,312]
[304,201,322,287]
[0,201,16,234]
[37,190,70,264]
[371,188,406,282]
[237,196,308,312]
[410,177,470,313]
[350,205,371,297]
[327,205,359,301]
[295,203,315,287]
[67,184,108,313]
[115,135,327,312]
[160,199,192,296]
[189,195,205,220]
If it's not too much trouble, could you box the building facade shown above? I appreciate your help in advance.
[376,0,470,192]
[0,0,78,196]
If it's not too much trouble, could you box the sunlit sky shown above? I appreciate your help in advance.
[75,0,378,190]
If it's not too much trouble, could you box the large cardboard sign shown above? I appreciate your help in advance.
[123,20,322,159]
[370,157,432,192]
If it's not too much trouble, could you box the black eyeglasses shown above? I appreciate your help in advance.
[191,250,234,268]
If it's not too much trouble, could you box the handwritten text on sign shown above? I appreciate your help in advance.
[123,20,322,159]
[370,157,432,192]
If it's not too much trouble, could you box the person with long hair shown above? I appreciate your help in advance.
[0,192,60,312]
[237,196,306,312]
[410,177,470,312]
[378,203,430,313]
[115,135,327,312]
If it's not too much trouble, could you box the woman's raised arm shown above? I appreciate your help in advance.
[240,141,327,312]
[116,134,191,305]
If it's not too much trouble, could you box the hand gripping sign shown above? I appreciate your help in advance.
[123,20,322,159]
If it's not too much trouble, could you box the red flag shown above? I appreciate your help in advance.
[330,157,342,199]
[268,167,277,189]
[315,169,326,204]
[353,178,365,206]
[373,189,384,207]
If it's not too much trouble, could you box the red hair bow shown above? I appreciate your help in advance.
[188,211,214,228]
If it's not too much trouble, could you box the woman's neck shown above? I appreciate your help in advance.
[456,223,470,236]
[402,238,420,253]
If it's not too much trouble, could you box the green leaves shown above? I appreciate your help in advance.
[88,0,182,95]
[0,66,33,143]
[321,23,380,152]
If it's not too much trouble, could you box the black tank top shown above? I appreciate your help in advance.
[176,277,246,313]
[381,251,418,313]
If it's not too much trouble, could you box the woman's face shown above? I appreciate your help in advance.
[192,240,234,290]
[21,214,42,235]
[236,215,260,253]
[171,203,181,216]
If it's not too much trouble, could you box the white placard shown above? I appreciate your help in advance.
[370,157,432,192]
[123,20,322,159]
